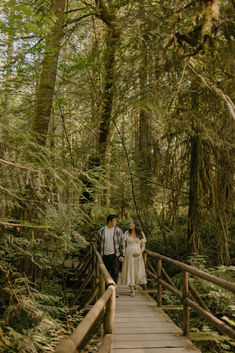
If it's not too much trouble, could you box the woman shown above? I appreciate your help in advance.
[121,219,147,296]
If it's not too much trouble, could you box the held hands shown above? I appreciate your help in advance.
[119,256,124,263]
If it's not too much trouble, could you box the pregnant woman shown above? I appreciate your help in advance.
[121,219,147,296]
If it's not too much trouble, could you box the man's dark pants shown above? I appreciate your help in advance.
[102,254,119,284]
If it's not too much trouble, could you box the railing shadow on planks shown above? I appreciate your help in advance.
[144,249,235,340]
[55,243,116,353]
[55,244,235,353]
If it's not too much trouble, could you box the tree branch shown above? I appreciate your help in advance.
[0,221,54,229]
[185,59,235,120]
[64,7,88,14]
[0,184,25,201]
[112,119,146,234]
[0,158,38,172]
[63,13,94,27]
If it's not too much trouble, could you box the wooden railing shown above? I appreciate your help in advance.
[144,249,235,340]
[55,243,234,353]
[55,244,116,353]
[69,244,97,308]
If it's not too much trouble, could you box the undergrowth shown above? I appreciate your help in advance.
[149,254,235,353]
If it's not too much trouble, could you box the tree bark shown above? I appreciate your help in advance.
[216,150,232,264]
[0,4,14,157]
[31,0,66,145]
[187,83,202,253]
[137,2,155,208]
[187,133,202,253]
[98,24,120,163]
[138,34,153,206]
[93,1,121,164]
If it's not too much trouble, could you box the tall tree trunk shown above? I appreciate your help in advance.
[137,2,155,209]
[138,35,153,206]
[31,0,66,145]
[0,4,14,157]
[85,2,121,205]
[98,24,119,163]
[187,134,202,253]
[187,82,202,253]
[216,150,232,264]
[0,4,14,221]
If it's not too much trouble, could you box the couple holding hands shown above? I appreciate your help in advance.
[97,214,147,297]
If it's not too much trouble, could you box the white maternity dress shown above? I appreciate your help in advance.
[121,231,147,286]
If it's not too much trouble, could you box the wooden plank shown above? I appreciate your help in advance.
[114,318,172,324]
[115,312,163,318]
[114,327,181,334]
[112,340,194,348]
[113,334,192,342]
[113,285,201,353]
[116,297,151,301]
[115,306,157,312]
[113,348,200,353]
[116,299,152,302]
[114,320,180,326]
[116,303,158,306]
[115,306,157,310]
[114,314,173,321]
[114,323,181,330]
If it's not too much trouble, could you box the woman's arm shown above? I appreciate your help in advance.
[140,240,145,253]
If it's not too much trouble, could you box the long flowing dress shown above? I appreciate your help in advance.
[121,231,147,286]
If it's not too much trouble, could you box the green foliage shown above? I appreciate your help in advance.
[0,269,66,352]
[0,0,234,352]
[160,257,235,353]
[0,230,85,352]
[0,125,92,352]
[188,257,235,352]
[187,255,235,315]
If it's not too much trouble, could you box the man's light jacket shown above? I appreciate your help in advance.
[97,226,125,258]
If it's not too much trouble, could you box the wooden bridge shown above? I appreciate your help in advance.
[55,244,235,353]
[113,285,200,353]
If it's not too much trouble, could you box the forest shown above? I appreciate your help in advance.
[0,0,234,352]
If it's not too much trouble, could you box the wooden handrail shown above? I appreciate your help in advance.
[55,287,115,353]
[92,244,116,287]
[55,244,116,353]
[145,249,235,340]
[145,249,235,294]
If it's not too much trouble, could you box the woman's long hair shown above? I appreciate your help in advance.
[129,219,144,240]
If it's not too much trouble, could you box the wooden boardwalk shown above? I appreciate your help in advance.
[113,285,201,353]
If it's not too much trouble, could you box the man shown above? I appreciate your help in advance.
[97,214,124,296]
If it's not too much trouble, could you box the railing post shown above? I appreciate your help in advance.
[95,258,100,301]
[143,252,147,290]
[143,252,147,266]
[157,259,162,307]
[99,267,105,338]
[99,267,105,298]
[182,270,190,336]
[89,244,93,271]
[104,286,116,334]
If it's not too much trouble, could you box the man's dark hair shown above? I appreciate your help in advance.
[107,214,117,223]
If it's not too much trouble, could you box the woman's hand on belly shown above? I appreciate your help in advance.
[133,252,141,257]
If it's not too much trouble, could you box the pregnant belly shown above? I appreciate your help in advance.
[126,246,140,253]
